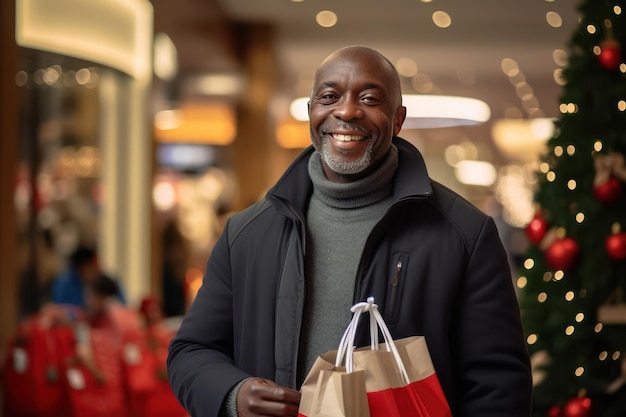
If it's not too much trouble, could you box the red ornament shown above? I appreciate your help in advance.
[547,405,562,417]
[599,39,622,70]
[594,176,622,204]
[562,397,591,417]
[545,237,580,271]
[606,232,626,260]
[526,213,548,245]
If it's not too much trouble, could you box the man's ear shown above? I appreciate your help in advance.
[394,106,407,136]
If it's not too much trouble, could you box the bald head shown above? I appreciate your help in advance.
[314,46,403,106]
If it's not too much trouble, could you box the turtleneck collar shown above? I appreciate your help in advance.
[307,144,398,209]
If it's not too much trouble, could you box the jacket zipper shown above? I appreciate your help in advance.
[391,255,403,308]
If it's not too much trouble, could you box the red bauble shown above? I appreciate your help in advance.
[562,397,591,417]
[526,213,548,245]
[606,232,626,260]
[545,237,580,271]
[593,176,622,204]
[599,39,622,70]
[547,405,562,417]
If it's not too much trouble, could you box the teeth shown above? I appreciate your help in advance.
[332,134,364,142]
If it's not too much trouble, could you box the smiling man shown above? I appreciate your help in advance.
[167,45,532,417]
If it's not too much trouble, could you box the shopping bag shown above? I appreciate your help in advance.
[2,309,78,417]
[63,326,127,417]
[123,325,188,417]
[298,297,452,417]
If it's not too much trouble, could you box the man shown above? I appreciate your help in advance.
[167,46,532,417]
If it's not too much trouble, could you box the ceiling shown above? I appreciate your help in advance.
[150,0,582,167]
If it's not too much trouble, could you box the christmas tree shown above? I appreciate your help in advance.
[519,1,626,416]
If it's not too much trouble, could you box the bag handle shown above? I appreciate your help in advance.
[335,297,410,385]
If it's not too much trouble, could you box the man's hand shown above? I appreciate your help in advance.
[237,377,301,417]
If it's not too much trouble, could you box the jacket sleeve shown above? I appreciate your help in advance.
[453,216,532,417]
[167,222,250,417]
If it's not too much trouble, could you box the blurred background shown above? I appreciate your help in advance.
[1,0,579,369]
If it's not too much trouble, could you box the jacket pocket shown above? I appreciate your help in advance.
[386,252,410,325]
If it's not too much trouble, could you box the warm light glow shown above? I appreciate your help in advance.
[396,58,418,77]
[454,160,497,187]
[546,11,562,27]
[517,276,528,289]
[289,97,310,121]
[316,10,337,27]
[432,11,452,28]
[190,74,243,96]
[527,334,538,345]
[154,32,178,81]
[154,103,236,145]
[491,118,554,162]
[276,118,310,149]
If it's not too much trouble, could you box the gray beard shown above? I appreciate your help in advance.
[319,138,374,176]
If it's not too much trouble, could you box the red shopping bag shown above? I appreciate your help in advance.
[63,326,127,417]
[298,298,452,417]
[123,324,187,417]
[2,310,77,417]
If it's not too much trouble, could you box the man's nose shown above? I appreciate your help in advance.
[333,97,364,120]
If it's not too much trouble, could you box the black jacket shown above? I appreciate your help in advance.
[167,137,532,417]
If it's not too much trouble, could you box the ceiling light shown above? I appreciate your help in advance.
[316,10,337,28]
[402,94,491,128]
[432,11,452,28]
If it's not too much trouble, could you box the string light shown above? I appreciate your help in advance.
[527,334,538,345]
[568,179,577,190]
[554,146,564,156]
[600,351,608,361]
[574,367,585,377]
[517,276,528,288]
[547,171,556,182]
[524,258,535,269]
[594,140,603,152]
[565,291,575,301]
[538,292,548,303]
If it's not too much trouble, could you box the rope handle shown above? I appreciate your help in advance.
[334,297,410,384]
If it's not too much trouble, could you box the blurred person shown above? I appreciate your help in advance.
[167,46,532,417]
[161,220,191,317]
[51,244,125,308]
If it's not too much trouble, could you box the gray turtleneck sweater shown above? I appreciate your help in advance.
[298,145,398,383]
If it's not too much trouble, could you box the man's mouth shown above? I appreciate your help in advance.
[330,133,366,142]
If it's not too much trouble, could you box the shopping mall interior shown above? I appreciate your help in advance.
[0,0,591,415]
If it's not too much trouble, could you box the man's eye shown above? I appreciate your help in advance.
[320,93,337,100]
[361,96,380,104]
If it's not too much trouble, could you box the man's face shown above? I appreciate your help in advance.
[308,48,406,183]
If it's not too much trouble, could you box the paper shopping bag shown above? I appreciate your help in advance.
[298,350,370,417]
[352,336,451,417]
[298,298,452,417]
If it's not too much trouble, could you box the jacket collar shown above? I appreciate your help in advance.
[266,136,432,213]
